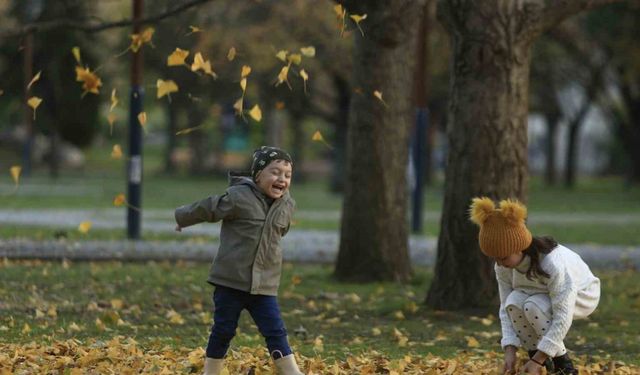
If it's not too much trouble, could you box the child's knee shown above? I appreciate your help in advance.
[211,324,237,340]
[522,300,549,324]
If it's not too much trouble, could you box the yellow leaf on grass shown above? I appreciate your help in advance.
[371,327,382,336]
[137,112,147,127]
[111,144,122,160]
[95,318,106,331]
[191,52,217,78]
[157,79,179,99]
[110,89,118,112]
[68,322,82,332]
[10,165,21,186]
[350,14,368,36]
[313,336,324,353]
[130,27,154,53]
[240,78,247,92]
[227,47,237,61]
[27,70,41,90]
[300,46,315,57]
[466,336,480,348]
[110,299,124,310]
[113,193,126,207]
[241,65,252,78]
[166,309,185,325]
[275,50,288,62]
[71,46,81,64]
[248,104,262,122]
[27,96,42,120]
[167,48,189,66]
[22,323,31,334]
[78,221,92,234]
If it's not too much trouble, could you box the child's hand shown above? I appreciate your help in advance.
[521,360,542,374]
[503,346,517,374]
[175,225,182,232]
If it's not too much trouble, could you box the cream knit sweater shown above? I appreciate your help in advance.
[496,244,601,357]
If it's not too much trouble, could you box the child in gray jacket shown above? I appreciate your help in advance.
[175,146,302,375]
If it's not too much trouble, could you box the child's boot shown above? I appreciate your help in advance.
[552,354,578,375]
[203,357,224,375]
[528,350,554,373]
[274,354,304,375]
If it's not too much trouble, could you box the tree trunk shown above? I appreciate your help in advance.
[426,0,535,309]
[334,0,424,282]
[544,117,559,186]
[165,103,178,174]
[564,119,582,188]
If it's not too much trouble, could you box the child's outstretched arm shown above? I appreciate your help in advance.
[175,192,235,230]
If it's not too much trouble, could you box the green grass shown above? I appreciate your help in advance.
[1,261,638,365]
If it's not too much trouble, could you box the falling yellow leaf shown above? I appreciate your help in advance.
[71,46,81,64]
[350,14,368,36]
[233,98,243,114]
[275,101,285,110]
[78,221,92,234]
[138,112,147,127]
[191,52,217,78]
[312,130,324,142]
[75,66,102,95]
[109,89,118,112]
[300,46,316,57]
[111,144,123,160]
[275,50,288,62]
[175,125,205,136]
[240,78,247,92]
[334,4,347,36]
[113,193,126,207]
[167,48,189,66]
[107,113,117,135]
[27,70,41,90]
[373,90,389,107]
[227,47,237,61]
[157,79,179,99]
[27,96,42,120]
[241,65,252,78]
[276,65,290,88]
[10,166,21,186]
[300,69,309,93]
[287,53,302,65]
[187,25,202,35]
[130,27,154,53]
[248,105,262,122]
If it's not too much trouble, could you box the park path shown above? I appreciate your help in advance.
[1,209,639,268]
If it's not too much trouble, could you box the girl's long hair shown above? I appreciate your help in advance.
[522,236,558,280]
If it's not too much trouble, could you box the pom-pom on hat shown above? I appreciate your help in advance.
[469,197,532,258]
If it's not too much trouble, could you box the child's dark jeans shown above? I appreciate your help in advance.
[206,285,292,359]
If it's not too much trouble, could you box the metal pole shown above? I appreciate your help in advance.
[127,0,144,239]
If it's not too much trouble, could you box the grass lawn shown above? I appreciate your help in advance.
[1,260,639,373]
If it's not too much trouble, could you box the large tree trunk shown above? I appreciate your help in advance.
[334,0,424,282]
[425,0,618,309]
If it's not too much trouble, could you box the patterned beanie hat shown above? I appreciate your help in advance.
[251,146,293,181]
[469,197,532,258]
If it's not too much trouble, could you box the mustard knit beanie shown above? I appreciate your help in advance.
[469,197,532,258]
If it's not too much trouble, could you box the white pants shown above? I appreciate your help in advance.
[505,291,566,355]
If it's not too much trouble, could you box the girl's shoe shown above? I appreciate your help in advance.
[552,354,579,375]
[274,354,304,375]
[203,357,224,375]
[528,350,554,373]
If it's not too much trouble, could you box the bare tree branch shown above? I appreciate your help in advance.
[0,0,213,39]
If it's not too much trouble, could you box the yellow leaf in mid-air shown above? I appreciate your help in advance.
[27,96,42,120]
[187,25,202,34]
[107,113,117,135]
[191,52,217,78]
[373,90,389,107]
[300,46,316,57]
[111,144,123,160]
[10,165,21,186]
[248,104,262,122]
[227,47,237,61]
[334,4,347,35]
[27,70,41,90]
[233,98,243,114]
[167,48,189,66]
[113,193,126,207]
[78,221,92,234]
[130,27,154,53]
[300,69,309,93]
[276,65,290,87]
[350,14,368,36]
[71,46,81,64]
[241,65,252,78]
[156,79,179,99]
[137,112,147,127]
[75,66,102,95]
[287,53,302,65]
[275,50,288,62]
[240,78,247,92]
[312,130,324,142]
[110,89,118,112]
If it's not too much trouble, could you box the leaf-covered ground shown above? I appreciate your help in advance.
[1,260,639,374]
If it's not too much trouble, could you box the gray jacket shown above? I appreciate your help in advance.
[174,174,295,296]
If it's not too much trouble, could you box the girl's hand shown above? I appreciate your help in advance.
[503,346,517,374]
[521,360,542,374]
[175,225,182,232]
